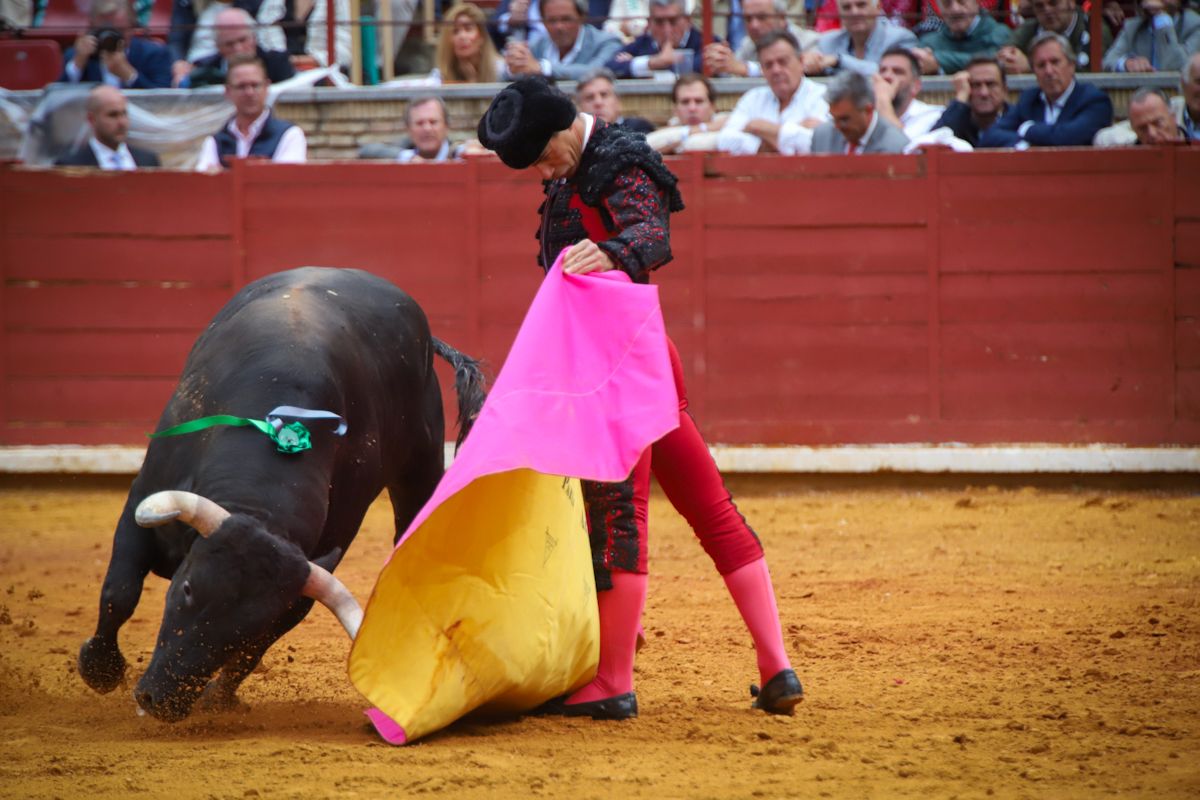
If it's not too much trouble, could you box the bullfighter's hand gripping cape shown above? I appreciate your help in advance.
[348,256,679,744]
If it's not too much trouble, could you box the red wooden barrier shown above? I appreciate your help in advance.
[2,148,1197,448]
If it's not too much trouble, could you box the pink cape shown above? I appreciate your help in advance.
[349,258,680,744]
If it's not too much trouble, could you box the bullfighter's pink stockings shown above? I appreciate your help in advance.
[565,570,647,704]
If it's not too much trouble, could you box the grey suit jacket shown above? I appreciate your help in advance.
[816,16,918,76]
[811,114,910,154]
[1101,10,1200,72]
[529,25,623,80]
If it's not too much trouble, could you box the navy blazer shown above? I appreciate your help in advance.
[605,27,709,78]
[55,143,160,167]
[979,81,1113,148]
[60,37,174,89]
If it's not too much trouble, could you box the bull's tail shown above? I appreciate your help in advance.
[432,337,487,451]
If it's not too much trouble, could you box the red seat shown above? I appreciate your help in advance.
[0,39,63,90]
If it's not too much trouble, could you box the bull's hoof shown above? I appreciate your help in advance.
[78,637,126,694]
[195,680,248,715]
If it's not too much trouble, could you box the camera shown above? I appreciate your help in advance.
[92,27,124,53]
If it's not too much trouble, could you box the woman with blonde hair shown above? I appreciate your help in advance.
[433,2,503,83]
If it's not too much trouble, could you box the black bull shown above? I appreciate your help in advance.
[78,267,485,722]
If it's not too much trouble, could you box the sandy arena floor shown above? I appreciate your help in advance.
[1,475,1198,799]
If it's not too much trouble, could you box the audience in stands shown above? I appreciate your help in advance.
[181,7,294,87]
[811,0,919,75]
[504,0,622,79]
[702,0,819,77]
[981,32,1113,147]
[60,0,173,88]
[168,0,261,64]
[605,0,649,41]
[1126,86,1188,142]
[812,69,910,152]
[692,0,807,49]
[607,0,709,78]
[195,55,306,170]
[1095,51,1200,144]
[397,96,464,161]
[647,72,728,151]
[717,30,829,153]
[492,0,546,47]
[434,2,503,83]
[55,85,160,168]
[932,54,1009,145]
[873,47,944,137]
[998,0,1112,73]
[914,0,1009,74]
[1102,0,1200,72]
[575,67,656,131]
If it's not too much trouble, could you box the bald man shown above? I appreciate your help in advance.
[181,7,294,88]
[55,85,160,169]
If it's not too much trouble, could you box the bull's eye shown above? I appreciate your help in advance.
[182,580,193,603]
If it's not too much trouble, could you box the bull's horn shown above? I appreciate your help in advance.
[302,563,362,640]
[134,491,231,537]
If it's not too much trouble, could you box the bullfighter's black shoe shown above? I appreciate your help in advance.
[535,692,638,720]
[750,669,803,715]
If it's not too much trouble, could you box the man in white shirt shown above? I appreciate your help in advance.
[195,56,307,171]
[872,47,945,139]
[55,85,161,169]
[717,29,829,154]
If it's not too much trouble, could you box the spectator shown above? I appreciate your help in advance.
[702,0,819,77]
[434,2,503,83]
[1102,0,1200,72]
[60,0,174,89]
[646,72,729,152]
[914,0,1010,75]
[1184,51,1200,139]
[492,0,546,47]
[195,55,306,170]
[980,32,1113,148]
[717,30,829,154]
[505,0,622,79]
[168,0,269,64]
[932,54,1009,146]
[181,8,294,87]
[398,96,464,162]
[810,0,919,76]
[812,69,909,152]
[998,0,1112,74]
[691,0,808,50]
[605,0,648,42]
[873,47,944,138]
[55,85,160,169]
[1127,87,1187,143]
[305,0,352,68]
[606,0,710,78]
[575,67,655,132]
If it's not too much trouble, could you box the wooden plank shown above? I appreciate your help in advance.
[1177,370,1200,421]
[940,273,1171,324]
[937,148,1165,176]
[1178,319,1200,370]
[1175,149,1200,218]
[4,285,232,331]
[940,222,1165,273]
[3,171,231,236]
[0,424,156,446]
[240,161,471,188]
[941,173,1167,223]
[3,236,233,284]
[704,153,924,179]
[705,372,928,420]
[941,370,1173,421]
[708,273,929,325]
[704,226,927,274]
[941,323,1172,373]
[704,178,926,227]
[707,323,927,372]
[1177,268,1200,317]
[5,331,197,378]
[7,377,177,422]
[1176,221,1200,269]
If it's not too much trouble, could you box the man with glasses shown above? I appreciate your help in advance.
[606,0,711,78]
[195,55,307,171]
[998,0,1112,73]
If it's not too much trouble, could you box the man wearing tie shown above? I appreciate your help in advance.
[55,85,160,169]
[1101,0,1200,73]
[811,69,909,154]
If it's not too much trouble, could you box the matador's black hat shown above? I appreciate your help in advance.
[477,76,577,170]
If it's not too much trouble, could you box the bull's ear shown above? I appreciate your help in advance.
[310,547,343,573]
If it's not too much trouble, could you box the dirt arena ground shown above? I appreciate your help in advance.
[1,474,1198,799]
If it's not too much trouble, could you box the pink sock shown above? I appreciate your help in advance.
[723,557,792,685]
[568,571,647,704]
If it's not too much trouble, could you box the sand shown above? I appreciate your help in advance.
[1,475,1198,799]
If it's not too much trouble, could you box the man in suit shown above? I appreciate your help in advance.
[180,7,295,88]
[575,67,655,133]
[1127,87,1188,144]
[606,0,710,78]
[1095,52,1200,145]
[59,0,173,89]
[998,0,1112,74]
[1102,0,1200,73]
[194,55,306,171]
[980,32,1113,148]
[55,85,160,169]
[932,55,1009,147]
[504,0,622,80]
[808,0,918,76]
[812,69,909,153]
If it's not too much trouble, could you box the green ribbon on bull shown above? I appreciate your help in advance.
[148,406,347,455]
